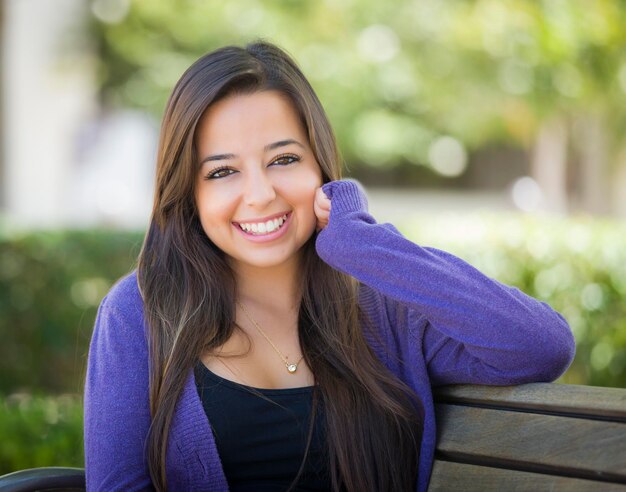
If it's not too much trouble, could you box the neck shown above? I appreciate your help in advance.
[232,256,302,316]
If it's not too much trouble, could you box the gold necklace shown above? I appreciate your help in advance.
[236,301,304,374]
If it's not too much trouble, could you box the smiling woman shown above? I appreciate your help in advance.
[83,41,575,492]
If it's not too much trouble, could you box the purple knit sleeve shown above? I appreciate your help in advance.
[315,180,576,386]
[84,275,155,491]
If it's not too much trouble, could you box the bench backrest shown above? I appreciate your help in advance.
[429,383,626,491]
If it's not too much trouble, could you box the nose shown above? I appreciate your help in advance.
[242,168,276,208]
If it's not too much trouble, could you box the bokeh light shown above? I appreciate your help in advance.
[511,176,543,212]
[357,25,401,63]
[428,136,467,177]
[91,0,130,25]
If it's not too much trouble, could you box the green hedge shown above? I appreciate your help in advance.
[0,230,143,394]
[1,214,625,395]
[0,393,83,474]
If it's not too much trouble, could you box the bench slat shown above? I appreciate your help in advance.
[434,383,626,421]
[428,461,626,491]
[435,404,626,482]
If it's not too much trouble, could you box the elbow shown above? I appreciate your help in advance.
[550,332,576,382]
[530,314,576,382]
[496,313,576,384]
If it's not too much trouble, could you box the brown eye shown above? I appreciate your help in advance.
[206,167,236,180]
[271,154,301,166]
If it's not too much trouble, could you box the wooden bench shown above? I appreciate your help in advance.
[0,383,624,491]
[430,382,626,491]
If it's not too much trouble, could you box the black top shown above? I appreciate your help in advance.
[194,362,332,491]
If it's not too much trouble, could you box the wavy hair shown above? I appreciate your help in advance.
[137,40,423,491]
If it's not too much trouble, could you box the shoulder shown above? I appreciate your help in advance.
[357,282,416,335]
[357,283,387,323]
[357,284,415,345]
[93,270,147,346]
[100,270,144,319]
[357,283,428,376]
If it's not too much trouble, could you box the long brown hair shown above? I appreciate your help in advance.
[137,40,423,491]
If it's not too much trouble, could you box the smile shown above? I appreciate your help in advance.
[234,212,291,237]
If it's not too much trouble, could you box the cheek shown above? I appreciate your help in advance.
[278,169,320,209]
[302,168,323,206]
[195,187,235,232]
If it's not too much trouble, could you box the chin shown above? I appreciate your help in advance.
[237,243,309,269]
[238,256,295,270]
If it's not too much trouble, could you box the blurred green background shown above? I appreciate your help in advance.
[1,0,625,475]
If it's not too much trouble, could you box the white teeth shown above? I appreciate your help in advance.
[238,214,289,235]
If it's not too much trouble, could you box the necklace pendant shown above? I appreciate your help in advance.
[287,363,298,373]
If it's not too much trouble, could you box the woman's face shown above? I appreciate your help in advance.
[194,90,323,271]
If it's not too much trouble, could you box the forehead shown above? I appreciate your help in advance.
[195,91,307,153]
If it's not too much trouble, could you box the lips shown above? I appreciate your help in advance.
[234,212,291,235]
[232,211,293,243]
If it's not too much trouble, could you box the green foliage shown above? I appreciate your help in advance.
[0,230,143,394]
[0,393,83,474]
[88,0,626,170]
[400,212,626,387]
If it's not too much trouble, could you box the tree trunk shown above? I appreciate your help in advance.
[612,149,626,219]
[575,113,610,215]
[531,117,569,214]
[0,0,5,210]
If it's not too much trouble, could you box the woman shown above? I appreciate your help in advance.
[84,41,575,492]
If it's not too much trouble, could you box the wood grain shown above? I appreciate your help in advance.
[434,403,626,482]
[433,383,626,421]
[429,460,626,491]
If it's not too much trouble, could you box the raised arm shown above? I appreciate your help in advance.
[315,180,575,387]
[84,275,155,491]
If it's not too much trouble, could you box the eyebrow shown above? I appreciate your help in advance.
[199,139,305,165]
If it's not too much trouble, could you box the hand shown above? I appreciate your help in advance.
[314,186,331,232]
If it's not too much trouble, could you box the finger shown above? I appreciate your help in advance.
[315,188,332,211]
[314,196,330,217]
[316,218,329,233]
[314,207,329,232]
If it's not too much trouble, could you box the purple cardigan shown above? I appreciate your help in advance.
[84,179,575,491]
